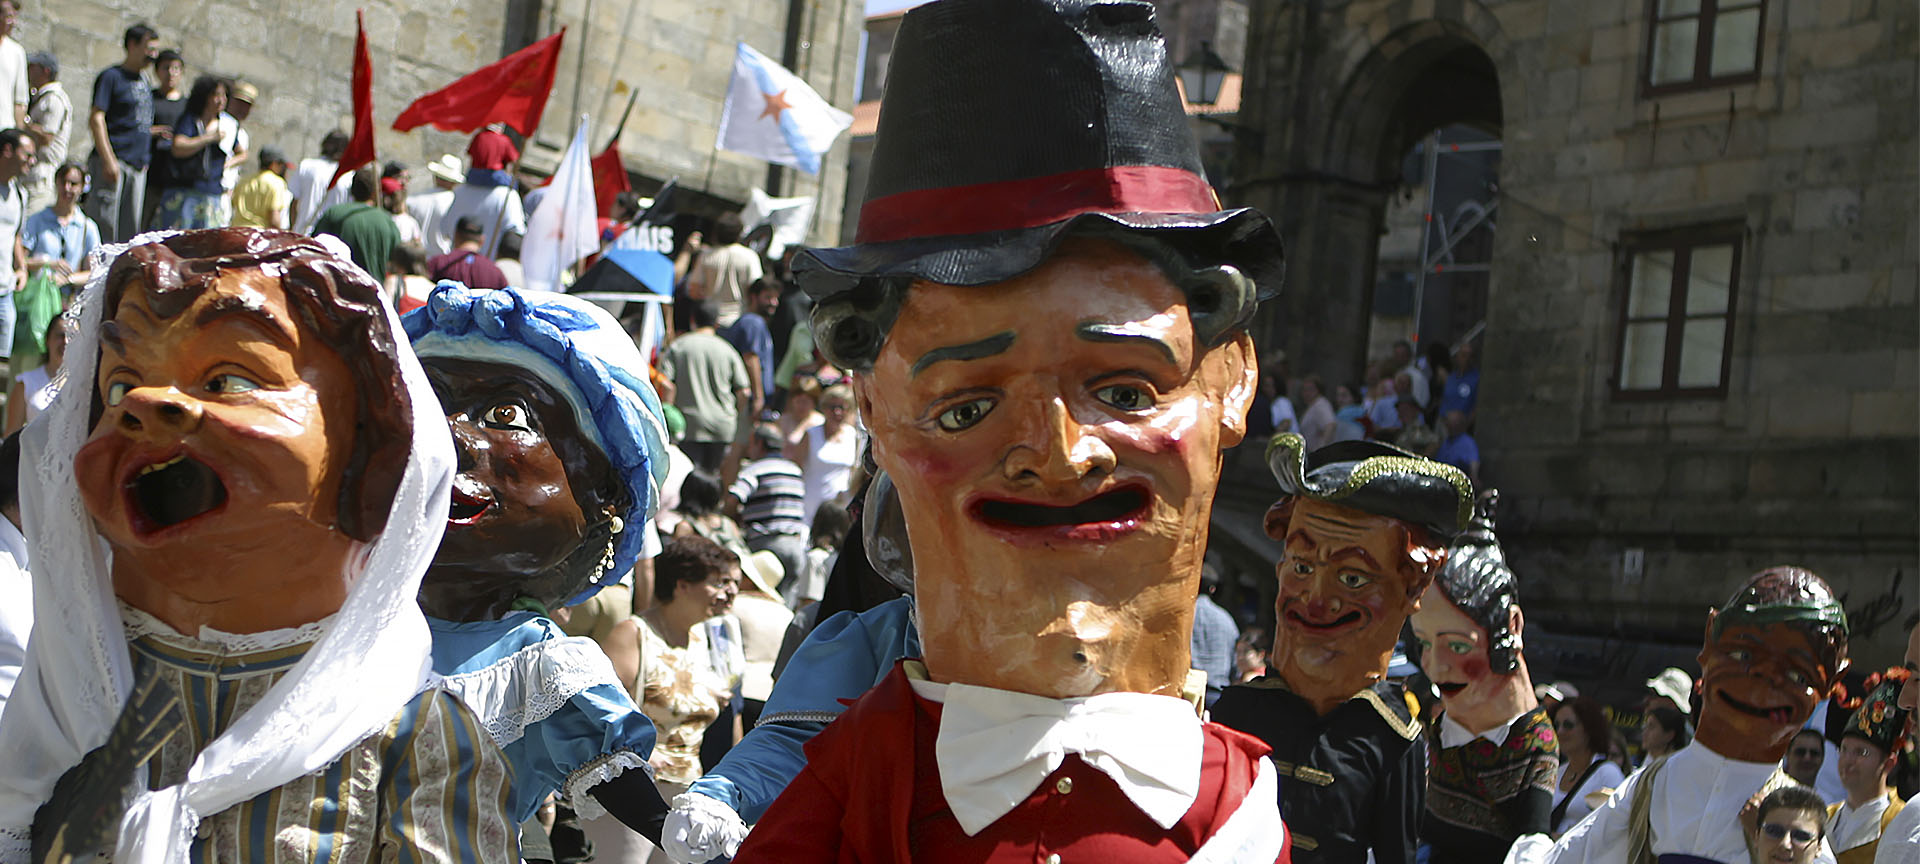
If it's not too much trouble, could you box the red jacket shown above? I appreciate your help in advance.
[735,664,1288,862]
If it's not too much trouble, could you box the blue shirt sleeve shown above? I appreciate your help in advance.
[504,682,658,823]
[688,596,919,820]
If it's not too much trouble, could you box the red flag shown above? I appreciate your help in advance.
[392,30,564,136]
[330,10,375,189]
[591,142,629,218]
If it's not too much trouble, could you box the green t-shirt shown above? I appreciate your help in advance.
[313,201,399,282]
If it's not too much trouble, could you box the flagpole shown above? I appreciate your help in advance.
[700,146,719,196]
[607,89,639,152]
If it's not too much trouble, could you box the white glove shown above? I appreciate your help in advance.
[663,791,750,864]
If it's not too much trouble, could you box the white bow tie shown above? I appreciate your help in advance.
[910,676,1204,836]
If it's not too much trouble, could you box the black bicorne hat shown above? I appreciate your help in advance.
[795,0,1283,306]
[1266,432,1475,542]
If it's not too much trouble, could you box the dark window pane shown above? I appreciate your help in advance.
[1710,8,1762,77]
[1621,322,1670,389]
[1677,317,1728,388]
[1629,250,1676,318]
[1651,20,1701,85]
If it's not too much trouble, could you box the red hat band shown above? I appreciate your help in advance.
[855,165,1222,245]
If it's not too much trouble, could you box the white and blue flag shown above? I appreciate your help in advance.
[716,42,853,175]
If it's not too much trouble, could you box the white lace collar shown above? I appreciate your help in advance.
[121,601,334,656]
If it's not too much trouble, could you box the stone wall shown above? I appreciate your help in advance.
[35,0,860,238]
[1235,0,1918,669]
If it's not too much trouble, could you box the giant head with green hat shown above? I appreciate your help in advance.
[1695,566,1849,764]
[1264,432,1474,715]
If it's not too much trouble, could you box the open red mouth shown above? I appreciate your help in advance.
[121,450,229,539]
[448,478,493,527]
[1717,689,1798,726]
[1436,681,1469,696]
[967,485,1151,544]
[1282,606,1366,636]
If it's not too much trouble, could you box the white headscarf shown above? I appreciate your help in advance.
[0,231,456,863]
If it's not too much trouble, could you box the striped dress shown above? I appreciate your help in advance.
[129,618,518,863]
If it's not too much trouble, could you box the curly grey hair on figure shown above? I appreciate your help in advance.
[809,224,1262,371]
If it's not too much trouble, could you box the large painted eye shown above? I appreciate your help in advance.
[1289,560,1313,578]
[205,374,259,395]
[1448,640,1474,655]
[936,397,994,432]
[482,401,536,433]
[105,381,132,406]
[1727,648,1752,663]
[1336,571,1374,590]
[1093,384,1153,412]
[1784,668,1810,686]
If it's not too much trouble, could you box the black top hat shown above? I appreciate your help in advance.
[1266,433,1475,541]
[795,0,1282,305]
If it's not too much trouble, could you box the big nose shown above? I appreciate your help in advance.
[118,386,202,434]
[449,416,488,473]
[1002,396,1115,484]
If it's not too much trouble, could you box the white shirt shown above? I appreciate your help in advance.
[217,115,247,192]
[0,516,31,725]
[1400,363,1431,409]
[288,157,349,234]
[0,37,25,118]
[1438,710,1521,749]
[1832,793,1896,853]
[406,187,457,257]
[1268,396,1296,434]
[1554,757,1627,836]
[444,183,526,258]
[1509,741,1837,864]
[391,210,422,246]
[1875,794,1920,864]
[25,81,70,189]
[0,179,23,292]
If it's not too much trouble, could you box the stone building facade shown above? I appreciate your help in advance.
[1229,0,1918,674]
[36,0,860,235]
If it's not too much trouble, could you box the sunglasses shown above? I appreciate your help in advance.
[1760,823,1818,846]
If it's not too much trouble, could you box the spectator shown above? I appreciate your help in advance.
[0,128,34,355]
[1640,705,1690,763]
[783,500,847,610]
[465,124,517,186]
[1367,372,1401,435]
[216,79,254,223]
[732,549,794,730]
[141,48,184,229]
[1552,696,1627,837]
[1436,409,1481,487]
[720,278,779,416]
[725,423,807,593]
[777,372,826,456]
[0,1,22,130]
[790,383,859,526]
[85,23,158,243]
[1393,396,1439,456]
[151,75,230,230]
[0,432,27,723]
[1190,562,1239,708]
[22,52,67,213]
[1744,785,1828,864]
[381,167,420,245]
[1645,667,1695,719]
[407,153,462,256]
[685,212,760,328]
[229,146,290,229]
[428,215,508,290]
[1787,729,1828,789]
[1235,627,1270,683]
[1440,340,1480,426]
[658,299,750,474]
[288,128,350,234]
[1296,373,1336,450]
[4,314,58,432]
[1391,338,1430,409]
[495,229,524,287]
[1332,382,1368,442]
[1252,351,1295,439]
[443,159,525,258]
[386,242,433,313]
[22,161,96,292]
[312,166,398,281]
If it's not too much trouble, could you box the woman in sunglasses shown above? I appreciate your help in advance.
[1748,785,1829,864]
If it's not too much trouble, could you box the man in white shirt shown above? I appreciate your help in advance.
[443,175,525,259]
[1391,339,1431,409]
[216,80,255,222]
[406,153,462,256]
[21,52,65,213]
[1508,566,1850,864]
[1827,673,1908,864]
[0,129,32,357]
[0,2,25,130]
[288,129,351,234]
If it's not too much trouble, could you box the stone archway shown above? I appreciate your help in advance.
[1233,1,1509,390]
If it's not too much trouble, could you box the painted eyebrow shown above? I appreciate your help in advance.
[1327,545,1382,570]
[911,331,1014,377]
[193,295,297,350]
[1075,320,1177,365]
